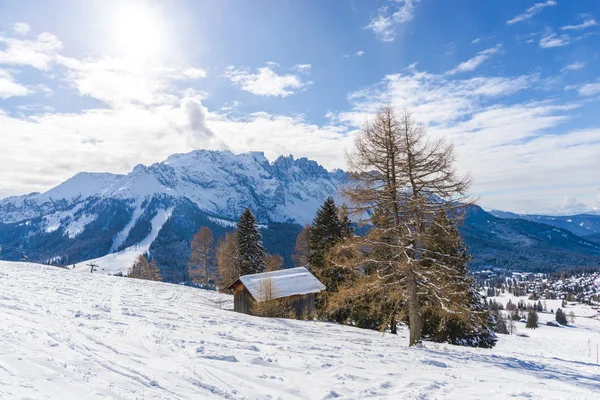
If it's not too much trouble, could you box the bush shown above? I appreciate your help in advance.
[526,309,538,329]
[555,308,568,325]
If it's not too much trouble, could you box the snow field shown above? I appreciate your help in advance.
[1,261,600,399]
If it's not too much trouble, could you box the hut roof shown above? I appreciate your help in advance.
[226,267,325,302]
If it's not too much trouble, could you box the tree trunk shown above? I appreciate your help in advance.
[407,268,422,346]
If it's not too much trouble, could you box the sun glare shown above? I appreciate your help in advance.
[112,2,168,64]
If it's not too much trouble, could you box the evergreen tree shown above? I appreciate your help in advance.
[234,208,266,276]
[526,309,539,329]
[555,308,568,325]
[494,311,509,334]
[420,212,497,348]
[307,197,353,321]
[307,197,346,275]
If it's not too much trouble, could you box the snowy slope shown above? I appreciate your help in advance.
[1,261,600,399]
[73,208,174,275]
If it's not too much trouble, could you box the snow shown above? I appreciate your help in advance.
[235,267,326,302]
[1,261,600,399]
[110,203,145,252]
[207,216,238,228]
[36,172,122,204]
[73,208,173,275]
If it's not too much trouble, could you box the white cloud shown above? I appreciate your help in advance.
[176,67,207,80]
[0,69,32,98]
[294,64,312,73]
[574,81,600,97]
[506,0,556,25]
[471,38,481,45]
[448,44,502,74]
[13,23,31,35]
[356,50,365,56]
[365,0,420,42]
[57,56,176,107]
[561,62,585,71]
[327,64,600,213]
[0,32,62,70]
[224,65,308,97]
[539,32,570,48]
[53,55,207,108]
[561,19,596,30]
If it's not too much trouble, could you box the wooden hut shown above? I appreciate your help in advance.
[224,267,325,318]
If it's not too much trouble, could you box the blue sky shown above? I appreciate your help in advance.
[1,0,599,214]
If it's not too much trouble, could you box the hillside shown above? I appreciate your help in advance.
[489,211,600,239]
[463,206,600,272]
[1,261,600,399]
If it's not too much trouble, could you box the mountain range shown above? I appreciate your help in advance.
[1,149,599,281]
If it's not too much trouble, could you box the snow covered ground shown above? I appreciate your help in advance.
[1,262,600,399]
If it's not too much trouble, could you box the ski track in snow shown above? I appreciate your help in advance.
[1,262,600,399]
[72,208,174,275]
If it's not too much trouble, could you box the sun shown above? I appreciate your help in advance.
[112,2,168,64]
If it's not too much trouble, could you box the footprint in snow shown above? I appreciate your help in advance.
[421,359,448,368]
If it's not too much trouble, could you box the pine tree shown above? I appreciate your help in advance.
[555,308,568,325]
[234,208,266,276]
[494,311,509,334]
[307,197,352,293]
[419,211,496,347]
[526,309,539,329]
[568,310,576,324]
[308,197,345,274]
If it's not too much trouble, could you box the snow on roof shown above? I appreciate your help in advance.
[237,267,325,302]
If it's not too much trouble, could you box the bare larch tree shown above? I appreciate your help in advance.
[345,105,471,346]
[188,226,214,286]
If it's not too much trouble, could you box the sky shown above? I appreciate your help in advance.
[1,0,599,215]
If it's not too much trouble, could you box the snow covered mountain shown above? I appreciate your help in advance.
[0,150,345,226]
[0,150,345,280]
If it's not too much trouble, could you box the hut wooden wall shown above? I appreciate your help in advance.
[286,293,316,318]
[233,285,255,315]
